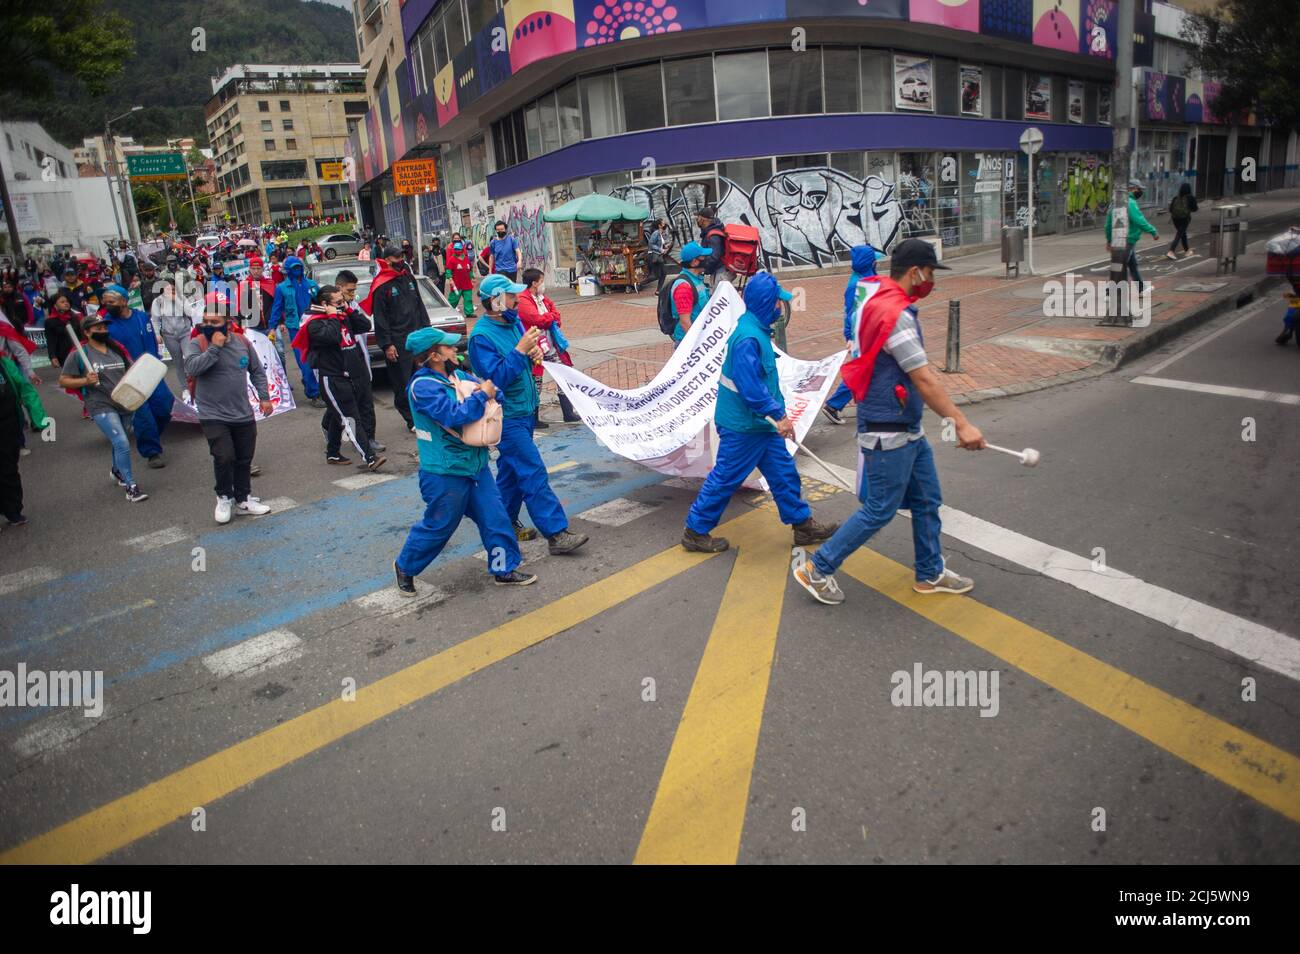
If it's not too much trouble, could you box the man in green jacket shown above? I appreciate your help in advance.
[0,355,51,527]
[1105,179,1160,295]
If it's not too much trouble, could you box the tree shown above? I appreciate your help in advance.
[1182,0,1300,131]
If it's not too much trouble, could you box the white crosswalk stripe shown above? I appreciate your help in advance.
[1132,376,1300,406]
[333,473,400,491]
[577,497,657,527]
[353,585,449,618]
[202,630,303,679]
[123,527,191,552]
[0,566,61,597]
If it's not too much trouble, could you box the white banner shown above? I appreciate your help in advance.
[170,328,297,424]
[546,281,847,482]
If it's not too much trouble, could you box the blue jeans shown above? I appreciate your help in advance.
[812,436,944,582]
[1125,244,1145,295]
[93,411,135,487]
[495,415,568,537]
[686,427,811,533]
[397,467,521,577]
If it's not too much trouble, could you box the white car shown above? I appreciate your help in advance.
[317,233,364,260]
[196,234,222,249]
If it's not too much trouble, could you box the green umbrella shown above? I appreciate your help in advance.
[543,193,649,223]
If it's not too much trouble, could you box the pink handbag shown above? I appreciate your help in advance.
[443,377,502,447]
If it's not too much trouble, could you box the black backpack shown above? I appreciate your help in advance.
[657,277,694,337]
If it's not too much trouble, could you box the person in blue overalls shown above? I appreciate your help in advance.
[101,284,174,469]
[467,274,590,554]
[821,244,879,425]
[393,326,536,594]
[268,255,322,405]
[681,272,839,552]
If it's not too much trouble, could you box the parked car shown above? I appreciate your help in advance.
[307,258,467,364]
[317,233,363,260]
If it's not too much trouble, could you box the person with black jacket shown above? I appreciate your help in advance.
[1166,182,1199,260]
[296,285,386,470]
[696,206,728,286]
[335,269,383,455]
[367,245,427,432]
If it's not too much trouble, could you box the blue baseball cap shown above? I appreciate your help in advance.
[406,326,463,353]
[478,273,527,300]
[679,241,712,264]
[774,280,793,302]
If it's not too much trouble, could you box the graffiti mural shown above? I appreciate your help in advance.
[501,201,550,271]
[451,186,551,271]
[1062,155,1111,227]
[610,180,711,250]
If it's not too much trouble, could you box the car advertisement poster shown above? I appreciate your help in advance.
[960,65,982,116]
[1069,80,1084,123]
[1026,74,1052,121]
[894,55,934,112]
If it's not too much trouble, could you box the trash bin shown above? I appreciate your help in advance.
[1001,226,1024,277]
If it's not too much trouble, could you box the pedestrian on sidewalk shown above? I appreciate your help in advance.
[667,242,711,344]
[445,233,476,319]
[792,239,986,606]
[647,219,672,293]
[696,206,729,288]
[822,244,880,426]
[681,272,839,554]
[1166,183,1198,260]
[58,314,148,502]
[102,285,173,469]
[468,274,589,554]
[293,285,386,471]
[517,267,581,427]
[184,292,273,524]
[367,246,425,433]
[1105,180,1160,296]
[393,326,536,595]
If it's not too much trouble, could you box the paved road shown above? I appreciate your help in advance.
[0,296,1297,863]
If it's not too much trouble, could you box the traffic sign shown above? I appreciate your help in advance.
[126,152,187,182]
[319,161,345,182]
[393,158,438,195]
[1019,127,1044,156]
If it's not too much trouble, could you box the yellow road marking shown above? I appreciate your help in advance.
[0,518,757,865]
[840,548,1300,824]
[634,517,790,864]
[546,460,579,474]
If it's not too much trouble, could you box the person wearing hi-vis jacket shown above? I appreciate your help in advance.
[467,274,589,555]
[393,326,535,595]
[681,272,839,553]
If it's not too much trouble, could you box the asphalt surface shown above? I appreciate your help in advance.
[0,295,1297,864]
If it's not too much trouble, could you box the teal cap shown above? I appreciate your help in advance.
[406,326,462,353]
[478,273,528,300]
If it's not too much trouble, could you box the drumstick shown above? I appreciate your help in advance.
[66,323,95,380]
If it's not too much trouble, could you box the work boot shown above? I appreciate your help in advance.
[820,404,845,425]
[1277,329,1294,345]
[793,517,839,546]
[394,561,417,597]
[513,520,538,541]
[547,529,588,555]
[681,527,729,552]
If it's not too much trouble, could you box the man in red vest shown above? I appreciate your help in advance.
[792,239,986,606]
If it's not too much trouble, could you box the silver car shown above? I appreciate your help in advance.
[308,258,468,362]
[317,233,364,260]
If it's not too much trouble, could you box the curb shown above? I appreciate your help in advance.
[951,272,1283,407]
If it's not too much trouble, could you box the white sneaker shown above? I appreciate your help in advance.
[215,496,233,524]
[236,498,271,516]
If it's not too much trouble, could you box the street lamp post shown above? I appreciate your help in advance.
[106,106,143,246]
[170,138,200,232]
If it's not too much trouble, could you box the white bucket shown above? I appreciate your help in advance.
[111,353,168,411]
[577,275,600,297]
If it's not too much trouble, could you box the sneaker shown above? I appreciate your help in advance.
[111,468,128,488]
[534,415,550,430]
[914,565,974,595]
[125,485,148,503]
[793,562,845,605]
[366,455,387,472]
[820,404,845,425]
[407,423,416,434]
[513,520,538,542]
[1165,251,1178,260]
[5,514,28,527]
[236,498,271,516]
[681,527,729,552]
[1277,330,1294,345]
[494,570,538,586]
[147,454,166,469]
[19,448,30,457]
[547,528,589,555]
[394,561,417,597]
[214,496,233,524]
[310,397,326,408]
[793,517,839,546]
[370,440,387,453]
[327,455,352,465]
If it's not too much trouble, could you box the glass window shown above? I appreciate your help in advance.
[539,93,560,154]
[261,120,273,132]
[776,154,828,172]
[664,56,715,125]
[716,51,769,120]
[935,58,959,116]
[557,81,582,146]
[280,100,290,111]
[466,0,498,36]
[258,101,269,112]
[618,62,666,131]
[1004,69,1025,120]
[264,139,276,151]
[443,145,465,194]
[829,151,865,179]
[719,158,773,193]
[492,117,515,168]
[511,109,528,162]
[282,119,294,130]
[1085,83,1098,124]
[261,160,307,180]
[1051,76,1067,123]
[770,48,823,116]
[444,0,466,56]
[421,23,440,76]
[985,65,1003,119]
[581,72,623,139]
[824,48,860,113]
[897,151,937,237]
[525,102,542,159]
[860,50,892,112]
[467,135,487,183]
[286,139,297,150]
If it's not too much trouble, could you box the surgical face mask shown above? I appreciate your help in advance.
[89,331,110,343]
[453,242,463,250]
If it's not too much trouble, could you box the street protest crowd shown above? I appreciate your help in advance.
[2,208,996,607]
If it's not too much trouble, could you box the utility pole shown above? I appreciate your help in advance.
[1102,0,1136,326]
[105,107,143,245]
[0,162,22,259]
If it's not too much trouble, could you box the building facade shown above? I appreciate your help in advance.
[347,0,1295,279]
[206,64,368,226]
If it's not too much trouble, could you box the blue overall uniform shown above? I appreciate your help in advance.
[686,275,812,534]
[105,306,173,459]
[827,245,879,413]
[467,310,570,538]
[395,367,522,577]
[268,256,320,399]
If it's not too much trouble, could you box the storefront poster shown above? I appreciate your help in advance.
[1144,71,1167,122]
[1068,80,1084,124]
[960,65,982,116]
[1098,85,1112,125]
[1026,74,1052,121]
[1081,0,1117,59]
[894,55,934,112]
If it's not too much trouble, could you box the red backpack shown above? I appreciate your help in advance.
[705,224,761,276]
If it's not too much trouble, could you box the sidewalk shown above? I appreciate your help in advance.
[541,189,1300,404]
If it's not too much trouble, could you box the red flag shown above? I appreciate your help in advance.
[359,258,403,315]
[839,276,918,401]
[0,317,37,355]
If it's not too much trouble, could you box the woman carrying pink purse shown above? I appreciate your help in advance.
[393,326,536,595]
